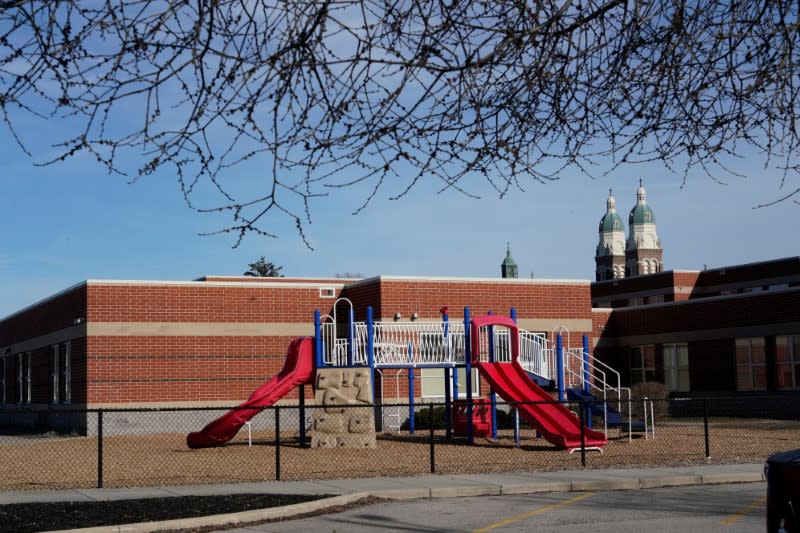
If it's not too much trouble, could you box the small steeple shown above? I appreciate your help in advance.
[501,242,518,279]
[607,188,617,212]
[636,179,647,204]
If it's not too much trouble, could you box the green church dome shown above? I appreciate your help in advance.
[599,211,624,233]
[628,184,656,225]
[598,192,625,234]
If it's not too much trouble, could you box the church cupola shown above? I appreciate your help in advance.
[595,189,626,281]
[501,243,519,278]
[625,180,663,276]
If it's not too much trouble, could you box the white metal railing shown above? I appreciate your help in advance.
[321,319,555,381]
[564,348,634,439]
[470,327,552,380]
[519,332,550,379]
[341,321,468,367]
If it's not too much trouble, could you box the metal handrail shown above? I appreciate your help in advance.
[563,348,634,439]
[322,317,557,388]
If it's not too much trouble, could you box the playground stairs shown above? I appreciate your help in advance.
[525,370,555,390]
[566,388,647,433]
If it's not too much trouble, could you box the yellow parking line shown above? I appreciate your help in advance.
[720,496,766,526]
[471,492,595,533]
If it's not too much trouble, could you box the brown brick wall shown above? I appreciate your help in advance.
[375,279,591,321]
[340,280,382,319]
[693,257,800,291]
[86,283,336,323]
[592,309,613,339]
[611,289,800,336]
[86,335,304,403]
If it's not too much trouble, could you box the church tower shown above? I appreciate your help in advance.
[501,243,519,278]
[625,181,663,276]
[595,190,626,281]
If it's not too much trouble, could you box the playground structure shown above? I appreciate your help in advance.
[188,299,651,451]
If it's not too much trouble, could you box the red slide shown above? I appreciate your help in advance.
[476,360,607,450]
[186,336,316,449]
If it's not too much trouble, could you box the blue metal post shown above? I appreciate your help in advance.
[347,308,354,367]
[409,368,415,435]
[444,367,452,440]
[299,385,306,447]
[367,307,375,401]
[583,335,592,429]
[487,310,497,440]
[443,312,452,440]
[510,307,517,323]
[556,334,565,402]
[464,307,473,444]
[314,310,323,368]
[582,336,590,393]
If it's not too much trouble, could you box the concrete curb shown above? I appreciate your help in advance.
[46,471,765,533]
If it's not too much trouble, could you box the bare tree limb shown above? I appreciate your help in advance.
[1,1,798,246]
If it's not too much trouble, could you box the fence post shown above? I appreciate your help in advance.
[275,406,281,481]
[703,398,710,459]
[409,369,415,435]
[444,367,452,441]
[464,307,473,444]
[299,386,306,448]
[97,409,104,489]
[579,401,586,467]
[429,403,436,473]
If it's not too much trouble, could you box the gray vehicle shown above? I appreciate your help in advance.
[766,449,800,533]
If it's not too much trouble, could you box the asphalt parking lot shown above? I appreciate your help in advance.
[229,482,766,533]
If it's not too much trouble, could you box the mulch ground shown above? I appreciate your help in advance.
[0,494,333,533]
[1,418,796,531]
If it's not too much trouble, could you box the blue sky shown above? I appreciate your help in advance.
[2,117,797,320]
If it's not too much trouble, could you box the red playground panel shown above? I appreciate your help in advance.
[453,398,493,437]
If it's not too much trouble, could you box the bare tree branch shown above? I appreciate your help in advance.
[1,1,798,246]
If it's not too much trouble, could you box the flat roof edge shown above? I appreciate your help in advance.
[358,275,590,285]
[1,281,88,322]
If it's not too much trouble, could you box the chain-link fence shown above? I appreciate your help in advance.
[1,396,798,491]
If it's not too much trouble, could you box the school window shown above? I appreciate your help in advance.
[735,337,767,390]
[17,352,31,404]
[645,294,664,305]
[630,345,656,384]
[775,335,800,390]
[663,343,690,392]
[0,357,6,404]
[420,367,480,398]
[50,345,60,404]
[16,353,23,404]
[61,342,71,403]
[628,296,645,307]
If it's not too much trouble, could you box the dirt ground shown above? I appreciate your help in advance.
[1,418,797,491]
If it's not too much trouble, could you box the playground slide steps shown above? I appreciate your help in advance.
[566,388,647,433]
[524,371,555,390]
